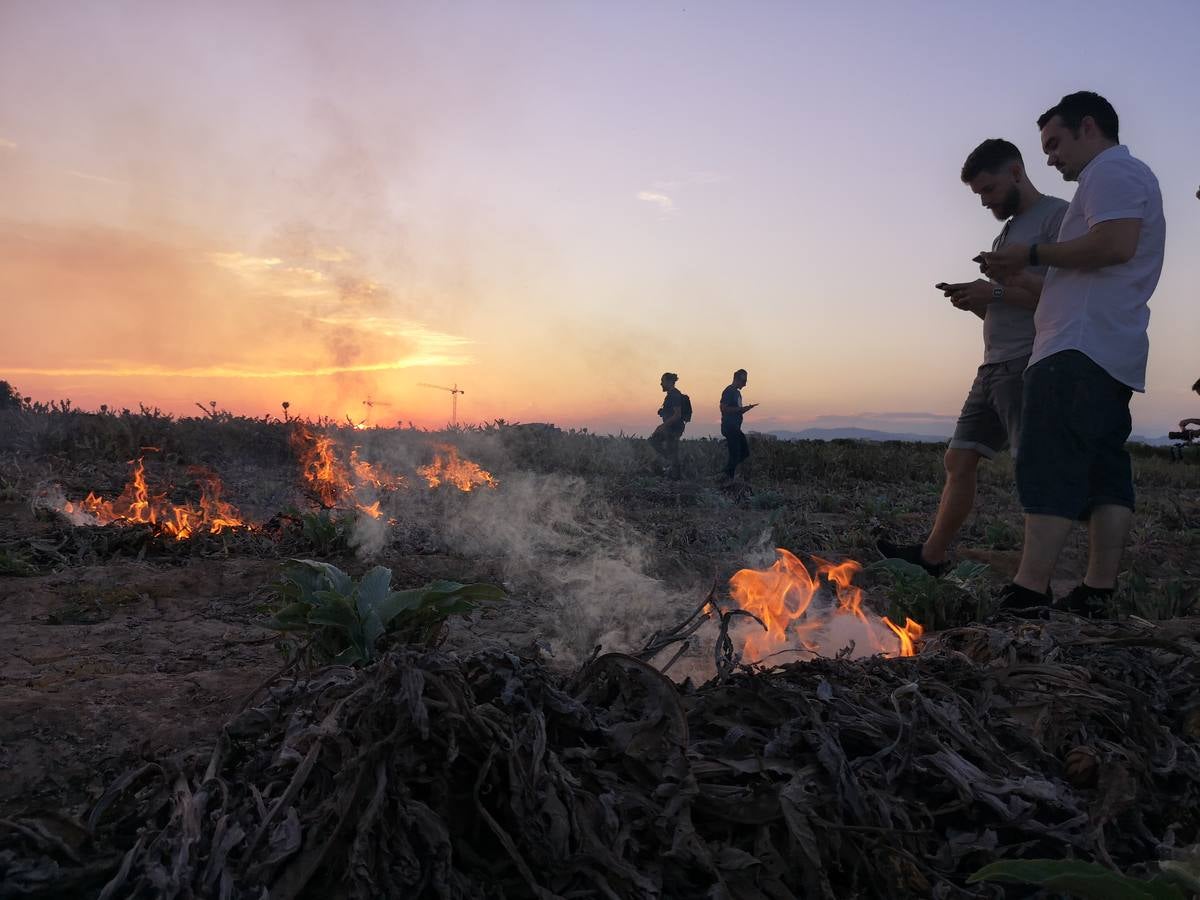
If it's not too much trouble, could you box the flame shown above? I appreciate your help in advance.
[292,425,349,507]
[356,500,383,519]
[728,548,922,661]
[350,449,405,491]
[882,616,925,657]
[291,425,406,513]
[60,458,248,540]
[418,444,497,492]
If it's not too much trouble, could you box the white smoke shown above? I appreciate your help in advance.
[347,509,389,558]
[32,483,97,526]
[436,470,690,664]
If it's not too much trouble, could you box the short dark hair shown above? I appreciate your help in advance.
[1037,91,1119,142]
[961,139,1023,183]
[661,372,678,384]
[733,368,747,379]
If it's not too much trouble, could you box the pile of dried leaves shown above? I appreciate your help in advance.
[3,615,1198,899]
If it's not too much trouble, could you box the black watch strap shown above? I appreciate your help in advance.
[1029,243,1039,266]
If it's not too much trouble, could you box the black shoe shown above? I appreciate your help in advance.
[1058,584,1113,619]
[876,537,948,577]
[995,582,1054,617]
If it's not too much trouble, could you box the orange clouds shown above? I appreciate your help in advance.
[0,221,471,418]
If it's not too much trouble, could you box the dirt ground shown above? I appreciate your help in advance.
[0,511,544,822]
[2,430,1197,830]
[0,544,280,817]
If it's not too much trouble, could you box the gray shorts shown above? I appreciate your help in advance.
[948,355,1028,459]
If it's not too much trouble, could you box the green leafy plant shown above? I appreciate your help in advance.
[1118,566,1198,620]
[982,518,1020,550]
[968,858,1186,899]
[291,509,348,556]
[867,558,990,630]
[267,558,506,665]
[0,547,38,576]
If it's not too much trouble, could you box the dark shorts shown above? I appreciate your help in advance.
[1015,350,1134,520]
[949,355,1028,459]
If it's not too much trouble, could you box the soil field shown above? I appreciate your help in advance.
[1,409,1198,895]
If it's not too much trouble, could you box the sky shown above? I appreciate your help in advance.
[2,0,1198,436]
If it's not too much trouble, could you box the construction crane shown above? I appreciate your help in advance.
[361,395,393,410]
[418,382,464,426]
[359,395,393,427]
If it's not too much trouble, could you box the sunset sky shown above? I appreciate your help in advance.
[2,1,1198,436]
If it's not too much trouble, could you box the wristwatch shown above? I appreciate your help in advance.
[992,285,1005,302]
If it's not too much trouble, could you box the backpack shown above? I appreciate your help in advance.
[680,393,693,423]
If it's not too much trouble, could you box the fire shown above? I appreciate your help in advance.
[728,548,922,661]
[291,425,406,514]
[356,500,383,519]
[882,616,925,657]
[60,458,248,540]
[418,444,498,491]
[350,449,404,491]
[292,425,349,507]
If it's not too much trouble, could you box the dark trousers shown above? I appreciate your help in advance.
[650,424,683,477]
[722,425,749,477]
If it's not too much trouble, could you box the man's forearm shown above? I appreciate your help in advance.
[1037,219,1140,271]
[1000,278,1041,310]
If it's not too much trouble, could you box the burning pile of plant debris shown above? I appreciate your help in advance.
[36,425,500,547]
[4,613,1197,899]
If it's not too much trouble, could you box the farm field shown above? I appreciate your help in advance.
[1,405,1198,897]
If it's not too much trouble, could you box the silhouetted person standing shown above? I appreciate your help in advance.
[649,372,686,479]
[719,369,757,479]
[1177,377,1200,433]
[879,139,1066,574]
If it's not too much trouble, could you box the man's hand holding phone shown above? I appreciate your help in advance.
[936,281,969,310]
[978,243,1027,281]
[937,280,991,312]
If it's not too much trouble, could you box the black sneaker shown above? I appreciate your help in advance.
[995,582,1054,617]
[876,537,948,577]
[1058,584,1113,619]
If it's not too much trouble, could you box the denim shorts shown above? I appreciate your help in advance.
[949,355,1028,459]
[1015,350,1134,520]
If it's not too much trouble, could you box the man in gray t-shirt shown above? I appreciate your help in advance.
[879,139,1066,575]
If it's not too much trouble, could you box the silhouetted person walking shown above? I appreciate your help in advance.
[649,372,687,479]
[719,369,757,479]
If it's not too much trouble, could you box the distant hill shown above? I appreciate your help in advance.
[765,427,948,443]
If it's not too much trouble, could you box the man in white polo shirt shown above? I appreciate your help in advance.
[982,91,1166,616]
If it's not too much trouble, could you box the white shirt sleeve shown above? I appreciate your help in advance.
[1083,159,1149,227]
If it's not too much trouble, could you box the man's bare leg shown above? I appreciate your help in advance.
[923,448,982,563]
[1083,504,1133,589]
[1013,513,1075,593]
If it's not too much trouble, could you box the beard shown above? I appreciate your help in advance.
[993,185,1021,220]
